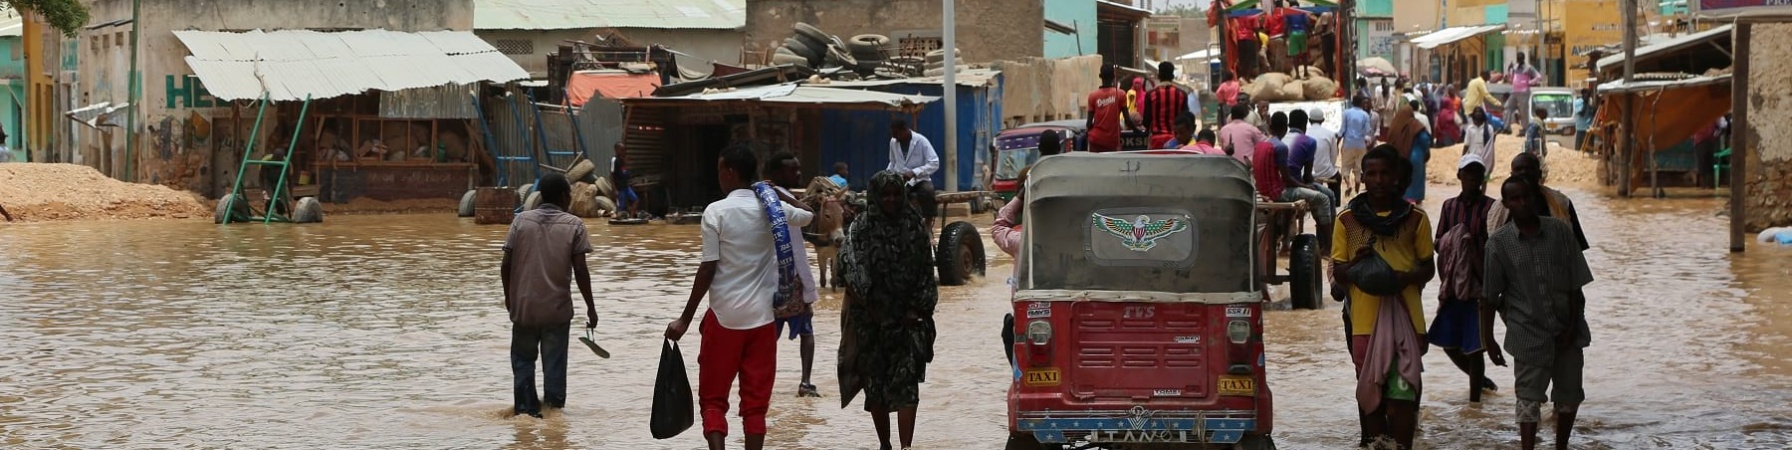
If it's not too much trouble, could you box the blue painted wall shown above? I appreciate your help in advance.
[1044,0,1098,58]
[820,78,1005,192]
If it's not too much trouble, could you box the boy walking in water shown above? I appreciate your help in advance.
[500,173,597,418]
[1429,154,1499,402]
[666,145,814,450]
[1483,177,1595,450]
[764,151,823,397]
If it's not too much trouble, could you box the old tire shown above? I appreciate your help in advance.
[595,176,616,198]
[595,196,617,214]
[848,34,889,54]
[1290,233,1322,310]
[291,197,324,223]
[772,50,811,67]
[214,193,253,224]
[458,189,477,217]
[567,159,598,184]
[1234,434,1277,450]
[517,183,534,203]
[936,221,986,286]
[924,48,960,64]
[825,46,859,68]
[523,191,542,211]
[794,23,831,50]
[783,37,820,59]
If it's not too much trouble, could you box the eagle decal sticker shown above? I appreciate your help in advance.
[1092,213,1189,252]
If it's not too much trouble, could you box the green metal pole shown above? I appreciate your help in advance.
[264,96,311,224]
[123,0,142,181]
[223,95,270,224]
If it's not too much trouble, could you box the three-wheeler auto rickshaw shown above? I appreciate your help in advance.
[1006,151,1274,450]
[993,120,1086,202]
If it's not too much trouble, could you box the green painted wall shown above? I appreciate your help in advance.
[0,37,23,161]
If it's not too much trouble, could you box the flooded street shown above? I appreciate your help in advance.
[3,187,1792,449]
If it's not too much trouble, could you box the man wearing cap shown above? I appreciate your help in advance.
[1305,107,1341,205]
[1429,153,1501,404]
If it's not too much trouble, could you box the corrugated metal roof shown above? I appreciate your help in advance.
[1597,25,1733,70]
[174,29,530,102]
[0,8,20,38]
[819,69,1003,89]
[1597,73,1731,94]
[1411,25,1505,50]
[631,83,937,109]
[474,0,746,30]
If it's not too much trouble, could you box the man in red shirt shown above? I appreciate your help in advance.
[1085,64,1126,153]
[1142,61,1191,149]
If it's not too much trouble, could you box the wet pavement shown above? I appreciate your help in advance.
[1,187,1790,449]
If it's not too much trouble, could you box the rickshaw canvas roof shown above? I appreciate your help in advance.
[1020,153,1257,296]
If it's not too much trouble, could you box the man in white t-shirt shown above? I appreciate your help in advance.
[666,144,814,450]
[763,151,823,398]
[1305,107,1341,205]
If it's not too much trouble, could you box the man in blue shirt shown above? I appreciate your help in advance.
[1277,110,1335,254]
[1573,88,1594,151]
[1340,96,1376,196]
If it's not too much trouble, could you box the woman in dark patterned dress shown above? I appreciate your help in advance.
[841,170,939,450]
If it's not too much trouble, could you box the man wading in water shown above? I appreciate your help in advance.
[1483,177,1595,450]
[500,173,597,418]
[1332,145,1433,450]
[666,145,813,450]
[1428,153,1499,402]
[764,151,823,398]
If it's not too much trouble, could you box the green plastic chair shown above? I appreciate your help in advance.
[1714,146,1732,189]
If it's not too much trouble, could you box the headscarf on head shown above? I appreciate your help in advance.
[1385,106,1424,159]
[840,170,939,385]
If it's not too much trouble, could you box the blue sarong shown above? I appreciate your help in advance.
[751,182,799,311]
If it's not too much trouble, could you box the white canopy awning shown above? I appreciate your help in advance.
[1409,24,1506,50]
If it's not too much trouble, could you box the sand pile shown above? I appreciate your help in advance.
[0,164,210,222]
[1426,138,1600,190]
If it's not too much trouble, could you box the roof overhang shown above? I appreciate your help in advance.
[626,83,937,111]
[1098,0,1153,22]
[1410,24,1505,49]
[1597,73,1731,94]
[473,0,746,30]
[174,29,530,102]
[1596,24,1732,70]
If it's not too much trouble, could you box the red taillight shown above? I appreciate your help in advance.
[1025,318,1054,367]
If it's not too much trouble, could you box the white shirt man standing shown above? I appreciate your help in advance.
[887,120,941,232]
[666,144,814,450]
[1305,107,1342,205]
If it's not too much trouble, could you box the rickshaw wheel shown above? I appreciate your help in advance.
[1233,434,1277,450]
[937,221,986,285]
[1003,431,1061,450]
[1289,234,1323,310]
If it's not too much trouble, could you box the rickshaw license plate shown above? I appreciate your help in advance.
[1121,133,1150,150]
[1218,375,1256,396]
[1024,368,1061,386]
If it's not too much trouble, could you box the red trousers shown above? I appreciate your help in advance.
[698,311,778,436]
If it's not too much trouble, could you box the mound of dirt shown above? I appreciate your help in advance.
[0,164,210,222]
[1426,138,1600,189]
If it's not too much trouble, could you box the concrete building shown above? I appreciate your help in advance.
[745,0,1045,64]
[0,9,22,162]
[1358,0,1397,63]
[473,0,748,78]
[20,8,76,165]
[75,0,478,195]
[1044,0,1098,58]
[1746,24,1792,230]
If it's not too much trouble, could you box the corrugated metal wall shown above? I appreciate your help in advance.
[819,76,1005,192]
[482,92,625,188]
[381,84,480,119]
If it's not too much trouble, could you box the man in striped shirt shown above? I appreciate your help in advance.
[1141,61,1191,149]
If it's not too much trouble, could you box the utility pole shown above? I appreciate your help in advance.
[1618,0,1637,197]
[943,0,958,192]
[123,0,142,182]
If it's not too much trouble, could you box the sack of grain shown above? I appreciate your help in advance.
[1303,76,1339,100]
[1280,81,1307,102]
[568,182,603,218]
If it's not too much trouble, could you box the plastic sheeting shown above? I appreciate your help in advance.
[1594,77,1731,193]
[566,71,662,107]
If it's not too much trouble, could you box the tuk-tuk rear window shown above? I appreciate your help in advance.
[1533,94,1573,118]
[996,148,1040,180]
[1087,208,1197,268]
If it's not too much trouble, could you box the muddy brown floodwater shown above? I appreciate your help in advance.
[2,186,1791,449]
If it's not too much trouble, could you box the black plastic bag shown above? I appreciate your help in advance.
[650,339,694,440]
[1347,249,1403,297]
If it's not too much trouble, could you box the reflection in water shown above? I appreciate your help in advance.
[0,188,1790,448]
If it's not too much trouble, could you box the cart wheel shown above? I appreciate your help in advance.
[214,193,252,224]
[1290,233,1322,310]
[1004,431,1062,450]
[936,221,986,286]
[291,197,324,224]
[1233,434,1277,450]
[458,189,477,217]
